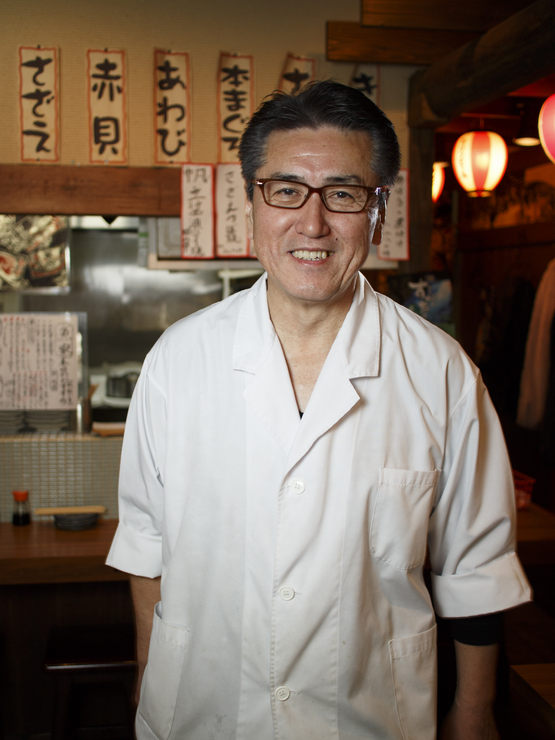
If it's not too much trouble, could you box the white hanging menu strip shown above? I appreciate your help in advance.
[278,54,316,94]
[87,49,127,165]
[19,46,59,163]
[154,50,191,165]
[350,64,381,106]
[217,53,254,164]
[181,164,215,259]
[0,314,79,410]
[378,169,410,262]
[216,164,249,257]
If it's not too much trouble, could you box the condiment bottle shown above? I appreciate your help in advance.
[12,490,31,526]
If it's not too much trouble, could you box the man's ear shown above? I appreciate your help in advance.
[245,198,254,241]
[371,197,387,246]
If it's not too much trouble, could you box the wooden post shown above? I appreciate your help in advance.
[402,126,435,274]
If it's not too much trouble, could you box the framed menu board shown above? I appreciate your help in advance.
[0,313,87,411]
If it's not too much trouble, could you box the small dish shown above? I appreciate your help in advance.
[53,513,99,531]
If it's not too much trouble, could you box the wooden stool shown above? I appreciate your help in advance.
[44,624,137,740]
[510,663,555,739]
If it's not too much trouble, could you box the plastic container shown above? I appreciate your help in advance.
[12,490,31,526]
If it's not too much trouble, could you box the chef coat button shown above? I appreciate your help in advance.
[275,686,291,701]
[279,586,295,601]
[290,479,306,494]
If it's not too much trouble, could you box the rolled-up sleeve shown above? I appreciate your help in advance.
[106,351,166,578]
[428,375,532,618]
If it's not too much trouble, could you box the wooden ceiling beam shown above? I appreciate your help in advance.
[0,164,181,216]
[409,0,555,127]
[361,0,534,33]
[326,21,479,65]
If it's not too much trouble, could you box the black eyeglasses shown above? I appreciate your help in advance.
[253,179,389,213]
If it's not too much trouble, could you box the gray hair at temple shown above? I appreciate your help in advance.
[238,80,401,201]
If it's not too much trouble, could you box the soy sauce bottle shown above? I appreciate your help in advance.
[12,490,31,526]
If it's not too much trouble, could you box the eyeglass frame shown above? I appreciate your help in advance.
[252,179,390,213]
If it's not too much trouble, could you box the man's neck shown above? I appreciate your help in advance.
[266,282,355,412]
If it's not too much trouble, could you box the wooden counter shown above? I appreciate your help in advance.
[0,519,127,585]
[0,501,553,586]
[516,502,555,566]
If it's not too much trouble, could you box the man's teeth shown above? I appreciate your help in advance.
[292,250,330,260]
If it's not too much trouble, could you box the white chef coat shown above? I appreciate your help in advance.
[107,273,531,740]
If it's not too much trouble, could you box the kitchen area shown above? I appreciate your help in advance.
[0,213,266,735]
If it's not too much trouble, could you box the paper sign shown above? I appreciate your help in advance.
[216,164,249,257]
[19,46,59,162]
[278,54,316,94]
[0,314,79,410]
[350,63,380,106]
[217,53,254,163]
[87,49,128,165]
[378,169,409,261]
[181,164,215,259]
[154,50,191,165]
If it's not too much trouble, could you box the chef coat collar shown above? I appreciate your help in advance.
[232,272,381,379]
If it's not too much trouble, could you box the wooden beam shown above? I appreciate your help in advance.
[409,0,555,126]
[458,221,555,251]
[0,164,181,216]
[361,0,534,32]
[401,127,435,273]
[326,21,479,65]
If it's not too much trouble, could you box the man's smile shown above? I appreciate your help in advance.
[290,250,332,261]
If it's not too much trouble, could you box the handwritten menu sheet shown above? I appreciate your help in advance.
[378,168,409,261]
[0,314,79,410]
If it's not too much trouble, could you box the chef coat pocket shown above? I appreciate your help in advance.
[138,602,189,740]
[389,625,437,740]
[370,468,439,570]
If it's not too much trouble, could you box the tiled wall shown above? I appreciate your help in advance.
[0,434,122,522]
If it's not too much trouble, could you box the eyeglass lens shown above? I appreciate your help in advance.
[262,181,374,212]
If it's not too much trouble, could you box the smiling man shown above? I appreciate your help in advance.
[107,81,531,740]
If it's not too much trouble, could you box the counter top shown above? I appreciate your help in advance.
[1,503,554,586]
[515,502,555,565]
[0,518,126,585]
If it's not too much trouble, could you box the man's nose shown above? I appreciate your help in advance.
[295,192,331,238]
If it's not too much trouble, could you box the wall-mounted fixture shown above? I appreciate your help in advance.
[452,130,508,198]
[513,100,540,147]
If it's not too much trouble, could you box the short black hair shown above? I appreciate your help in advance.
[239,80,401,200]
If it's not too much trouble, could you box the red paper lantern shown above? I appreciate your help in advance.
[432,162,446,203]
[452,130,508,198]
[538,93,555,164]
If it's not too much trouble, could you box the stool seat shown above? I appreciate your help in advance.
[45,623,136,674]
[44,624,137,740]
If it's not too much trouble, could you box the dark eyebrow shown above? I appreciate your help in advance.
[267,173,365,185]
[267,172,305,182]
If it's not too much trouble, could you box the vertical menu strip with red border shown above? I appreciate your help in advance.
[154,50,191,165]
[181,164,215,259]
[19,46,60,163]
[217,53,254,164]
[278,54,316,95]
[87,49,128,165]
[216,163,250,257]
[378,168,410,261]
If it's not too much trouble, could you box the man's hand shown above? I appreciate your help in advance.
[439,641,500,740]
[130,574,161,709]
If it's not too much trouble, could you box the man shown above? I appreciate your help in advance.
[107,81,531,740]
